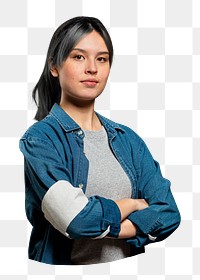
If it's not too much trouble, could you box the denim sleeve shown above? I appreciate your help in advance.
[67,196,121,239]
[126,141,181,247]
[19,135,121,239]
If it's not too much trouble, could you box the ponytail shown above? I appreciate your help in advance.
[32,61,61,121]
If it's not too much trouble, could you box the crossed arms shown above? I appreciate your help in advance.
[20,135,181,247]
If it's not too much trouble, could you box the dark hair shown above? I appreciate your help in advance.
[32,16,114,121]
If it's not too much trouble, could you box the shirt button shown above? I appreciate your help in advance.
[78,130,83,136]
[79,183,84,189]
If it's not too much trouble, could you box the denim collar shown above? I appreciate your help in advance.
[49,103,124,137]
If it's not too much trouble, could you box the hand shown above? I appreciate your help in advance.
[115,198,149,221]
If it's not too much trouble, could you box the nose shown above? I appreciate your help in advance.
[85,59,97,75]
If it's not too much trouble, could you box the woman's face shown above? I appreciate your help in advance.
[51,31,110,105]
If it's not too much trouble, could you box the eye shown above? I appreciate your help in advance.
[74,55,84,60]
[97,57,109,63]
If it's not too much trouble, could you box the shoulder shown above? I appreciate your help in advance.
[97,113,145,155]
[108,119,157,167]
[20,114,58,142]
[118,122,142,140]
[117,123,145,156]
[99,113,143,143]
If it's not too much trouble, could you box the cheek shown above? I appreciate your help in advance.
[59,68,76,84]
[101,67,110,81]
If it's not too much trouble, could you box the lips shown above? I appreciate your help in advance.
[81,79,98,87]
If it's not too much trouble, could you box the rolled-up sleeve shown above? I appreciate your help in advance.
[19,134,121,240]
[67,196,121,239]
[126,140,181,247]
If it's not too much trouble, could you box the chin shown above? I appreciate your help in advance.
[70,95,98,106]
[79,92,102,101]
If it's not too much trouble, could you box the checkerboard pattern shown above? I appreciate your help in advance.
[0,0,199,279]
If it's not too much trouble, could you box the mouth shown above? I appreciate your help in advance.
[81,79,99,87]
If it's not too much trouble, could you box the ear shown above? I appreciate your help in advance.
[50,66,59,77]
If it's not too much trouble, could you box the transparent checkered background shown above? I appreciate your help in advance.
[0,0,199,279]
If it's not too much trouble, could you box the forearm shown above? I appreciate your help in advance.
[106,219,137,239]
[118,219,137,239]
[115,198,138,221]
[113,198,149,239]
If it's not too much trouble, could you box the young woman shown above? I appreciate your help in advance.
[19,16,181,265]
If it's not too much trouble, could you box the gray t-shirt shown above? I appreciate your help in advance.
[71,126,132,265]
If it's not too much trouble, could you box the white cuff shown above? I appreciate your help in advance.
[92,225,111,239]
[148,234,157,241]
[41,180,88,237]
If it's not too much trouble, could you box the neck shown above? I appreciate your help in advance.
[60,98,102,131]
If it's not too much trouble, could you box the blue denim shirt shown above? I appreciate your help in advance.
[19,103,181,265]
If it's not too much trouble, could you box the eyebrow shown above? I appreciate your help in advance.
[71,48,109,56]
